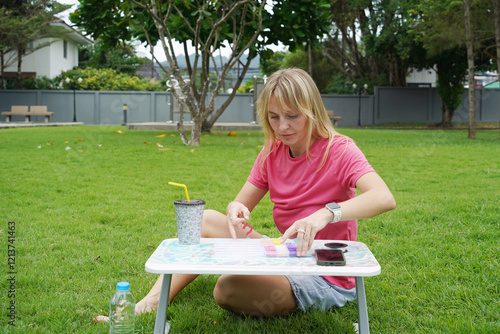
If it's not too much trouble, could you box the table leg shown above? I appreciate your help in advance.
[154,274,172,334]
[355,276,370,334]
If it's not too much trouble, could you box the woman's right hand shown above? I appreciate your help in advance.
[226,201,250,239]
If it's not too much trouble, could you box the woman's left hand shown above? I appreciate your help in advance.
[280,208,333,256]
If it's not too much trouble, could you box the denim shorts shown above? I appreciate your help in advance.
[286,275,356,311]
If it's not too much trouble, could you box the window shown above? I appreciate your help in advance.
[63,40,67,59]
[26,42,34,53]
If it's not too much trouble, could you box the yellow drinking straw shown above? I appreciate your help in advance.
[168,182,190,202]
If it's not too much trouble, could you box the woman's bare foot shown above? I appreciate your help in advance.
[92,297,158,324]
[93,295,159,323]
[135,295,159,315]
[93,315,109,323]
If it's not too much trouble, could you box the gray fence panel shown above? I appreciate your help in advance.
[0,91,38,122]
[478,89,500,122]
[1,88,499,126]
[376,87,434,124]
[167,94,254,123]
[97,91,151,125]
[454,89,500,123]
[154,92,169,122]
[212,93,254,123]
[430,90,442,123]
[37,91,93,123]
[77,92,97,124]
[323,95,373,127]
[454,91,471,123]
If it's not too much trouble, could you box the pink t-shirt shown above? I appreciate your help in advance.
[248,136,375,289]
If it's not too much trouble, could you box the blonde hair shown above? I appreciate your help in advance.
[256,68,339,170]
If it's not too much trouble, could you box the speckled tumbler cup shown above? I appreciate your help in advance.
[174,199,206,245]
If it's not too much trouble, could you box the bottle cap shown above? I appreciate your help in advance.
[116,282,130,291]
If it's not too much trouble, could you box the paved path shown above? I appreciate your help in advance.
[126,122,262,131]
[0,121,263,132]
[0,122,84,129]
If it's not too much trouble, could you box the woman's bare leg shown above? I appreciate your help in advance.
[135,209,262,314]
[134,273,199,314]
[213,274,297,316]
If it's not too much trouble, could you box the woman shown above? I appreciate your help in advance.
[135,68,395,316]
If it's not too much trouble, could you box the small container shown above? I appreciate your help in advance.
[109,282,135,334]
[174,199,205,245]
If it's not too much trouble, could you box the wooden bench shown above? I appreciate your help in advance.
[326,110,342,126]
[1,105,55,123]
[1,105,28,122]
[28,106,55,122]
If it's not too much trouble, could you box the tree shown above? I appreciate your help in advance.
[278,49,338,93]
[72,0,266,146]
[262,0,331,77]
[259,50,286,76]
[79,40,147,76]
[134,0,267,145]
[433,48,469,128]
[409,0,495,128]
[492,0,500,133]
[463,0,476,139]
[410,1,465,128]
[0,0,70,88]
[324,0,421,88]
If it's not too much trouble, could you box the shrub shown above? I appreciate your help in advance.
[3,75,61,90]
[56,68,164,91]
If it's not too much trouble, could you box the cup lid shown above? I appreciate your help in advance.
[116,282,130,290]
[174,199,206,205]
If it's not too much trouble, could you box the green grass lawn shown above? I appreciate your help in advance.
[0,125,499,333]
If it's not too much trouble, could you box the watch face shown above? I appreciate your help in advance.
[327,203,341,210]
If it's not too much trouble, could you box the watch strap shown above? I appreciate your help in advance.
[326,202,342,224]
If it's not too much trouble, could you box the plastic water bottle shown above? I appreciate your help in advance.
[109,282,135,334]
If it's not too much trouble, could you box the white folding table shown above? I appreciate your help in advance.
[145,238,381,334]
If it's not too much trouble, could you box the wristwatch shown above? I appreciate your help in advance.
[325,202,342,223]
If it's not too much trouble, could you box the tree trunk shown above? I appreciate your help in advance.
[463,0,476,139]
[493,0,500,135]
[308,42,313,78]
[177,102,188,145]
[176,101,202,146]
[1,51,4,89]
[16,46,23,89]
[440,104,454,128]
[189,116,202,146]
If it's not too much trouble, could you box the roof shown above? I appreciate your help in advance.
[51,19,93,45]
[136,65,162,81]
[485,80,499,89]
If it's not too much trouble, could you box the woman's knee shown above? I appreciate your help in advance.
[201,209,226,238]
[203,209,223,223]
[213,275,238,309]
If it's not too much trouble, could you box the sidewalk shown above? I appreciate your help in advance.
[126,122,263,131]
[0,122,84,129]
[0,121,262,131]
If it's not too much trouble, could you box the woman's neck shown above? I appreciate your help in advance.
[289,137,317,158]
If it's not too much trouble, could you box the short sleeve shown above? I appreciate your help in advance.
[335,140,375,188]
[247,150,269,190]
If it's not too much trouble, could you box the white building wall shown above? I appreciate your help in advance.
[4,37,81,79]
[406,68,437,87]
[49,38,79,77]
[5,38,50,76]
